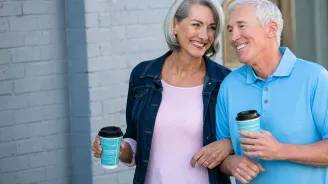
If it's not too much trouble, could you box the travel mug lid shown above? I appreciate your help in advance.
[236,110,260,121]
[98,126,123,138]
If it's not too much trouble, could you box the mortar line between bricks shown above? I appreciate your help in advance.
[0,43,67,50]
[0,148,70,160]
[0,163,65,175]
[0,28,67,33]
[14,88,68,96]
[0,133,69,145]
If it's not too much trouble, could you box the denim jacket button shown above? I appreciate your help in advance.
[207,136,210,140]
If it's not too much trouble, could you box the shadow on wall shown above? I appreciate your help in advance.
[66,0,92,183]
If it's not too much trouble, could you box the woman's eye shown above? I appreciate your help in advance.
[192,23,200,27]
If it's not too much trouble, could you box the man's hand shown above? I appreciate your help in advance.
[221,155,264,184]
[239,130,284,160]
[190,139,233,169]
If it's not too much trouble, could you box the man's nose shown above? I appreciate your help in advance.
[230,29,241,43]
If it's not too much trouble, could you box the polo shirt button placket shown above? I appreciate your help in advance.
[263,86,269,111]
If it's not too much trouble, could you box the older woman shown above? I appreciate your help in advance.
[91,0,233,183]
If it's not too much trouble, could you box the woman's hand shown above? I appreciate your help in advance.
[190,139,233,169]
[91,136,102,158]
[91,136,134,163]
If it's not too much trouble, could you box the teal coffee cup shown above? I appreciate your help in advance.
[236,110,261,133]
[98,126,123,169]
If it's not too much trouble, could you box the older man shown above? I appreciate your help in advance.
[216,0,328,184]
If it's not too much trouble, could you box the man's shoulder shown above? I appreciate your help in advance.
[295,58,328,76]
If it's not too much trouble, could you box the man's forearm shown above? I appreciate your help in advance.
[280,139,328,166]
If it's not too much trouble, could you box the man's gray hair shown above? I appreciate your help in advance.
[164,0,225,58]
[227,0,284,46]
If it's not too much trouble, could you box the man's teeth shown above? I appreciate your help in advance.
[237,44,245,50]
[194,42,204,47]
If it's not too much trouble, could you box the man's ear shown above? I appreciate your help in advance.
[267,21,278,38]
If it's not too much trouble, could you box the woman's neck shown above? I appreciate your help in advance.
[165,50,205,77]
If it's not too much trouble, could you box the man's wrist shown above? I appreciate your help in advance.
[220,155,233,176]
[277,143,289,160]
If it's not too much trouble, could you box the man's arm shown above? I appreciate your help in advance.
[286,68,328,166]
[279,139,328,166]
[241,68,328,166]
[240,130,328,166]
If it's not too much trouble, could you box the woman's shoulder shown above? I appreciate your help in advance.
[205,57,231,81]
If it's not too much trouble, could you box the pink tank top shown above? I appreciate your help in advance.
[145,80,209,184]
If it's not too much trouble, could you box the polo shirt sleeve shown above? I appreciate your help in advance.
[216,81,231,140]
[312,69,328,139]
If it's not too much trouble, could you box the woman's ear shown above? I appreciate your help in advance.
[173,18,179,35]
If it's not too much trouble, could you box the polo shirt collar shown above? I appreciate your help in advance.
[246,47,297,84]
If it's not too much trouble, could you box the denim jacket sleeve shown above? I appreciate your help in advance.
[124,70,137,140]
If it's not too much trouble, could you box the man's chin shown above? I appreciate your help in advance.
[238,58,248,65]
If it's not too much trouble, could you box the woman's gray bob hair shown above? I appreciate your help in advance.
[164,0,225,58]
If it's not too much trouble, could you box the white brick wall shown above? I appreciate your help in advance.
[0,0,228,183]
[0,0,71,184]
[84,0,172,183]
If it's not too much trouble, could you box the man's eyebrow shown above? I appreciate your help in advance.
[226,21,247,29]
[237,20,247,24]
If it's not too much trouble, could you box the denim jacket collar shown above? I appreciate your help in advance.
[140,50,225,83]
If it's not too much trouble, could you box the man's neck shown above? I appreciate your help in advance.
[252,47,282,81]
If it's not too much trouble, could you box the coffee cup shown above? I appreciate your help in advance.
[236,110,261,133]
[98,126,123,169]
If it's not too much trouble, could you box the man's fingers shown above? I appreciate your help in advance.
[240,144,256,152]
[249,159,265,172]
[239,138,259,145]
[255,161,265,172]
[234,171,249,184]
[239,131,261,139]
[261,129,272,135]
[244,161,259,174]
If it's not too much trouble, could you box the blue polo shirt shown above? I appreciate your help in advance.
[216,47,328,184]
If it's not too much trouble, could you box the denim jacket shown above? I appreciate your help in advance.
[124,51,231,184]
